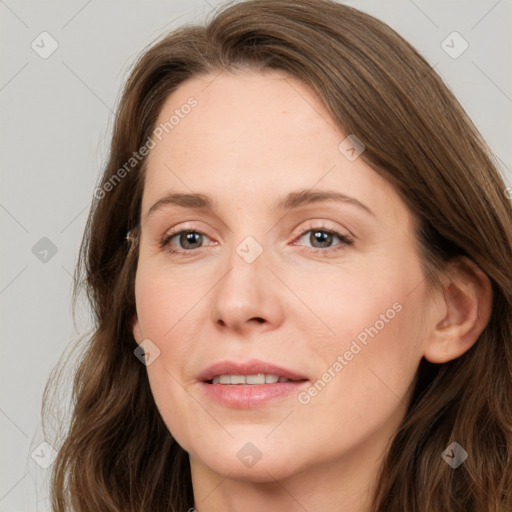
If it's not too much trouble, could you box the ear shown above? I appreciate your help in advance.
[423,256,493,363]
[131,313,142,344]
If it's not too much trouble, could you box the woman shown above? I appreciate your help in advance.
[42,0,512,510]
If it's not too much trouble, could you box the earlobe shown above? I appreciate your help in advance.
[423,256,493,364]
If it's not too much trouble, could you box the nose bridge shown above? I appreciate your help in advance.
[222,205,273,276]
[234,233,266,266]
[224,230,270,303]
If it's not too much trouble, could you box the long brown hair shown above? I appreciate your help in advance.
[42,1,512,510]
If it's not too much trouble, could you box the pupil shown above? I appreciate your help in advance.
[181,231,201,249]
[312,231,331,248]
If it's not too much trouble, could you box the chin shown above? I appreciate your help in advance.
[185,434,305,482]
[198,450,301,483]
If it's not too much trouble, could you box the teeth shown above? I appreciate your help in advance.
[230,375,246,385]
[211,374,293,385]
[247,374,265,384]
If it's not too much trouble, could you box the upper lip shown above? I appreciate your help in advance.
[197,359,309,382]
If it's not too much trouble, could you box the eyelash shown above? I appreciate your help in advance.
[159,222,354,257]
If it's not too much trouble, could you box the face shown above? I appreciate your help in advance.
[132,69,437,483]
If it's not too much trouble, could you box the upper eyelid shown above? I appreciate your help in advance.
[163,220,348,237]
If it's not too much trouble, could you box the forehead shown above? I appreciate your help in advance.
[141,69,409,227]
[150,69,341,160]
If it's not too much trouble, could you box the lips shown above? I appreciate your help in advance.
[197,359,309,383]
[197,359,310,408]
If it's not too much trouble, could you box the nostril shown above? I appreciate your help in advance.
[253,317,265,323]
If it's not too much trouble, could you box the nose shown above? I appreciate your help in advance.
[210,239,285,335]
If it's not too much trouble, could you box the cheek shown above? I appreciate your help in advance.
[134,265,209,444]
[134,262,207,339]
[145,366,199,455]
[309,287,426,421]
[290,295,425,460]
[305,261,427,399]
[304,265,420,348]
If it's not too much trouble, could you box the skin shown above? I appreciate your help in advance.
[131,69,492,512]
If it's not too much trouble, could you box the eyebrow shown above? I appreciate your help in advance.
[145,189,375,221]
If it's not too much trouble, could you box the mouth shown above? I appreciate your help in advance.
[207,374,305,385]
[197,360,310,408]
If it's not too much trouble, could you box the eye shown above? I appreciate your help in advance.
[160,228,216,254]
[292,224,353,254]
[159,223,353,256]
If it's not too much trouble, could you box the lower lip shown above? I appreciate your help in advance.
[199,381,310,408]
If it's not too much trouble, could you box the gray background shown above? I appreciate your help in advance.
[1,1,511,510]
